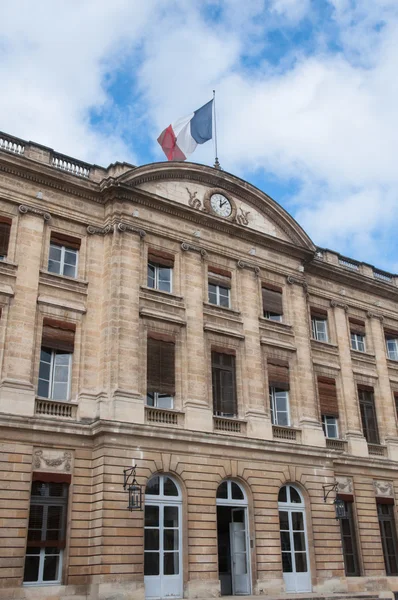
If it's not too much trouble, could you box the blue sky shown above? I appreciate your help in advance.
[1,0,398,272]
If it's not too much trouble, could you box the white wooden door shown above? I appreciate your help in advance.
[279,507,311,592]
[230,508,250,595]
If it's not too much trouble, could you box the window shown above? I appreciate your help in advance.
[147,334,175,409]
[208,267,231,308]
[212,350,237,417]
[147,249,174,293]
[340,500,360,576]
[262,283,283,322]
[0,217,11,260]
[318,377,339,438]
[38,320,75,401]
[48,233,80,278]
[23,480,69,584]
[322,415,338,438]
[358,386,379,444]
[268,359,290,426]
[377,501,398,576]
[311,308,328,342]
[349,318,366,352]
[385,329,398,360]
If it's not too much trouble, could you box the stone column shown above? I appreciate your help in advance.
[331,303,368,456]
[287,278,325,446]
[0,209,47,415]
[239,266,271,440]
[367,313,398,460]
[182,246,212,432]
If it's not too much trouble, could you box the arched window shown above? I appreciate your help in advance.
[216,480,246,505]
[145,474,181,499]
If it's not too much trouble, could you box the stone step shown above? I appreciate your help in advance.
[220,594,381,600]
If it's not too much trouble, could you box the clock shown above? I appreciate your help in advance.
[210,193,232,218]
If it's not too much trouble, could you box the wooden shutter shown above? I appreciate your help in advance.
[262,284,283,315]
[349,317,365,335]
[385,328,398,339]
[358,387,379,444]
[267,358,289,390]
[318,376,339,417]
[310,307,328,318]
[148,248,174,268]
[147,335,175,395]
[42,319,75,352]
[50,231,81,250]
[211,351,237,416]
[0,219,11,257]
[208,266,231,288]
[395,393,398,417]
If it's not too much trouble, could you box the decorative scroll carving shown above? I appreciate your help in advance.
[367,311,384,322]
[330,299,349,311]
[19,204,51,222]
[117,222,146,237]
[87,224,114,235]
[33,449,72,472]
[236,259,260,276]
[336,476,353,494]
[234,207,250,226]
[181,241,207,257]
[374,480,394,497]
[286,275,308,291]
[186,187,202,210]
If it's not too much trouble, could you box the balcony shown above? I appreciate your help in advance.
[368,443,387,457]
[35,398,77,419]
[326,438,347,452]
[272,425,300,442]
[145,406,184,427]
[213,416,246,435]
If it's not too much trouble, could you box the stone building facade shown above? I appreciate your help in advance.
[0,131,398,600]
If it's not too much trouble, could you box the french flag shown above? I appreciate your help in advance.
[157,100,213,161]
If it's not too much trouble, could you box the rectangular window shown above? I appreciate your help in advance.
[385,330,398,360]
[311,308,328,342]
[24,480,69,584]
[0,217,11,260]
[350,332,366,352]
[208,267,231,308]
[377,501,398,576]
[268,359,290,426]
[48,233,80,278]
[212,350,237,417]
[358,386,379,444]
[340,500,360,576]
[349,318,366,352]
[38,320,75,401]
[322,415,339,438]
[147,334,175,408]
[262,283,283,322]
[318,376,339,438]
[147,249,174,293]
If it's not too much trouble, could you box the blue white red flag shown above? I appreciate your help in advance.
[157,100,213,161]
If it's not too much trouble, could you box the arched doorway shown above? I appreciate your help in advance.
[278,484,311,593]
[216,480,251,595]
[144,474,182,599]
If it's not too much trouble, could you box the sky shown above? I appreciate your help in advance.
[0,0,397,272]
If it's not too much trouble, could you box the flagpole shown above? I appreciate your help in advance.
[213,90,220,169]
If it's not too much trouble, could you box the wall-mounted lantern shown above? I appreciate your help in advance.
[123,463,143,511]
[322,481,347,520]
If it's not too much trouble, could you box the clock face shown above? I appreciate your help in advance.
[210,193,232,218]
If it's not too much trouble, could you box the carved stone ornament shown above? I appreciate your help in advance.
[367,311,384,322]
[286,275,308,291]
[181,241,207,258]
[186,187,202,211]
[19,204,51,222]
[330,299,349,311]
[33,449,72,472]
[117,222,146,237]
[235,207,250,226]
[237,259,260,276]
[87,223,114,235]
[373,480,394,497]
[336,476,353,494]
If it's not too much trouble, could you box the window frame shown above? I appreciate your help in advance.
[38,348,72,402]
[377,503,398,576]
[208,281,231,308]
[212,352,237,418]
[340,500,360,576]
[264,311,283,322]
[48,243,79,279]
[321,414,339,439]
[358,388,379,444]
[386,338,398,361]
[350,332,366,352]
[147,261,173,293]
[146,391,174,410]
[311,317,328,342]
[269,387,290,427]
